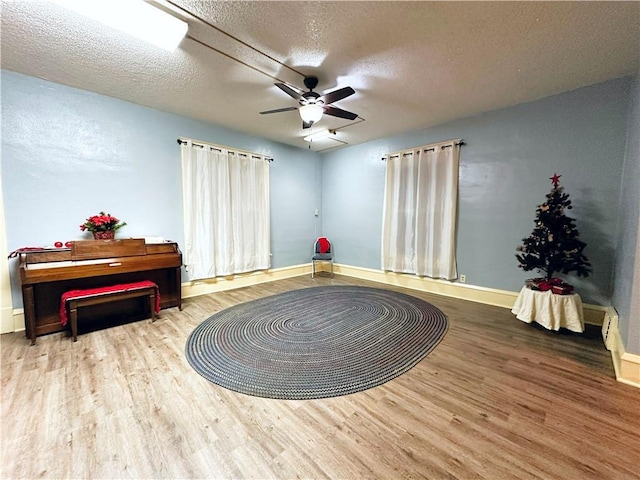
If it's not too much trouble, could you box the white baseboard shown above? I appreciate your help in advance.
[5,263,618,354]
[1,305,17,334]
[331,263,606,326]
[602,307,640,388]
[8,262,607,332]
[7,308,25,334]
[7,261,637,388]
[181,263,311,298]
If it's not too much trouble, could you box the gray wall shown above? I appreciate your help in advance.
[1,70,321,308]
[612,72,640,355]
[3,70,637,352]
[322,77,632,306]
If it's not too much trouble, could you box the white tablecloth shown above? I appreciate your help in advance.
[511,286,584,333]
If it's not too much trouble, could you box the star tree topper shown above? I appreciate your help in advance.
[550,173,562,187]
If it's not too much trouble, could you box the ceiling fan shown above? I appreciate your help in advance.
[260,76,358,129]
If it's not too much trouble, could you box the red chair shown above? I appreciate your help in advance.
[312,237,333,278]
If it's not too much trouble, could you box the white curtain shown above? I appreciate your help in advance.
[181,140,270,280]
[381,140,460,280]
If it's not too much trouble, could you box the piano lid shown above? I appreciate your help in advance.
[71,239,146,261]
[19,239,181,284]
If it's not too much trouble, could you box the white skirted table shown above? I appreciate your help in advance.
[511,286,584,333]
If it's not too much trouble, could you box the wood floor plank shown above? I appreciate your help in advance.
[2,274,639,479]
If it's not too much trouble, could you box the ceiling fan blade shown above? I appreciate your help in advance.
[323,105,358,121]
[302,120,313,129]
[260,106,298,115]
[275,83,304,101]
[321,86,355,105]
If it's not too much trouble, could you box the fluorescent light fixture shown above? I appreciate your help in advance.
[49,0,188,52]
[299,104,324,124]
[303,129,335,142]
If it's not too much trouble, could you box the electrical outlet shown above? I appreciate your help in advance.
[459,274,466,283]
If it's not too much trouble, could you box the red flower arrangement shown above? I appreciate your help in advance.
[79,211,127,233]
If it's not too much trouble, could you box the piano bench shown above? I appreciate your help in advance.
[63,283,159,342]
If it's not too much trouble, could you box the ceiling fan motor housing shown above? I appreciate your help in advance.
[303,76,319,91]
[301,91,322,106]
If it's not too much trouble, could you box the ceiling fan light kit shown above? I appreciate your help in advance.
[47,0,188,52]
[299,104,324,124]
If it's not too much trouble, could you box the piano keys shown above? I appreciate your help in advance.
[19,238,182,344]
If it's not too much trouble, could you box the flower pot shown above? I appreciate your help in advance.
[93,231,115,240]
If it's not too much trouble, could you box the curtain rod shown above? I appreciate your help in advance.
[382,140,465,161]
[177,138,273,162]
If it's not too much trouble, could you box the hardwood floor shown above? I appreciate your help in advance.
[2,275,639,479]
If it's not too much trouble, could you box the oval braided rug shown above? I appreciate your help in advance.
[185,286,448,400]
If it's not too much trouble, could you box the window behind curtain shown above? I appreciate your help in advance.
[181,140,270,280]
[381,140,460,280]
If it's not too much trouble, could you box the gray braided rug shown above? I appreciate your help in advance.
[185,286,448,400]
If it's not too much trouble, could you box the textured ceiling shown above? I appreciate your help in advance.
[1,1,639,151]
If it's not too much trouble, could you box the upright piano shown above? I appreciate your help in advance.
[19,238,182,344]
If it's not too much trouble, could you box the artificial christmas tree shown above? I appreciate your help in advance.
[516,174,591,291]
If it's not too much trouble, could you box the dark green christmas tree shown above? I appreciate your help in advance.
[516,174,591,281]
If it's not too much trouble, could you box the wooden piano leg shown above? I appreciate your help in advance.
[22,285,36,346]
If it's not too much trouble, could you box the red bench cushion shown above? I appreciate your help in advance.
[59,280,160,326]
